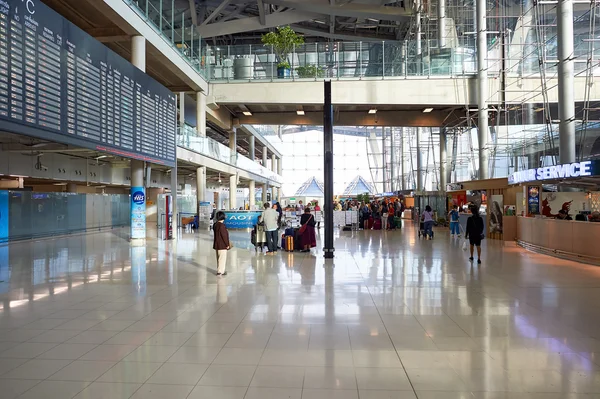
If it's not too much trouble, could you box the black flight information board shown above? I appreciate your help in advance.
[0,0,177,166]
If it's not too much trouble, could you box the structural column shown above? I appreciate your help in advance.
[440,128,448,191]
[323,81,334,259]
[271,155,278,201]
[558,0,576,164]
[277,158,282,202]
[130,36,147,241]
[249,136,255,161]
[229,174,237,210]
[249,180,256,209]
[477,0,489,179]
[262,146,268,168]
[400,127,406,191]
[262,183,268,204]
[229,128,237,165]
[390,127,395,192]
[438,0,446,48]
[196,92,207,216]
[196,166,206,205]
[416,127,423,192]
[197,92,206,137]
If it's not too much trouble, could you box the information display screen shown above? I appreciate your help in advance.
[0,0,177,166]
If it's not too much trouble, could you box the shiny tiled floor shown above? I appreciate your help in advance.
[2,224,600,398]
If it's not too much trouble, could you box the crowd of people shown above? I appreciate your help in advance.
[358,198,406,230]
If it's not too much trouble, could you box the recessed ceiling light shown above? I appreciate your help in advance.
[296,110,305,116]
[242,111,252,116]
[423,108,434,113]
[368,109,377,114]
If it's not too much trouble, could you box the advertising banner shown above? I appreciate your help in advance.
[527,186,540,215]
[489,195,504,233]
[0,191,8,242]
[131,187,146,239]
[223,211,262,229]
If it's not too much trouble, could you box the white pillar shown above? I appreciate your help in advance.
[249,136,255,161]
[277,157,282,176]
[249,180,256,209]
[131,36,146,72]
[271,155,278,200]
[477,0,489,179]
[178,92,185,127]
[197,166,206,208]
[196,92,206,137]
[229,174,237,210]
[130,36,146,241]
[558,0,576,164]
[262,146,268,168]
[229,128,237,165]
[262,183,268,204]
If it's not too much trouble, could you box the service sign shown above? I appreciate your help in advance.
[223,211,262,229]
[508,161,600,185]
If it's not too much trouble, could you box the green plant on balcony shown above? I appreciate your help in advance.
[296,64,325,78]
[261,26,304,78]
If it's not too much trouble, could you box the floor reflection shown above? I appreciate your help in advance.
[0,225,600,398]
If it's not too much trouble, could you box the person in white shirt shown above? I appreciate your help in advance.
[262,203,280,254]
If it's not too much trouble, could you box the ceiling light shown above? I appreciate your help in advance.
[368,109,377,114]
[297,110,305,116]
[96,155,108,159]
[423,108,433,113]
[53,182,68,186]
[242,111,252,116]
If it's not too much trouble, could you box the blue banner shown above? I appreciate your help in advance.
[223,211,262,229]
[0,191,8,242]
[131,187,146,239]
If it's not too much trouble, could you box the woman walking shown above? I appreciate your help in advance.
[465,205,485,264]
[213,211,231,276]
[422,205,435,239]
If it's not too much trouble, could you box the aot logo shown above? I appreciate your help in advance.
[228,215,252,221]
[132,191,145,205]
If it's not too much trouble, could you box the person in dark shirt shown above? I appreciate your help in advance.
[212,211,231,276]
[465,205,485,264]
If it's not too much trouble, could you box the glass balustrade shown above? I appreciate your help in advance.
[120,0,600,84]
[177,126,283,184]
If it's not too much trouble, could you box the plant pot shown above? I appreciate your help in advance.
[277,66,291,79]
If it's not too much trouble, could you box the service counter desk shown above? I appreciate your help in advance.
[458,214,487,237]
[516,216,600,261]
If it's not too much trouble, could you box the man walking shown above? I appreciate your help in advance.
[263,202,279,254]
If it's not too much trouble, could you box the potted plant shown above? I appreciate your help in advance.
[261,26,304,79]
[296,64,325,79]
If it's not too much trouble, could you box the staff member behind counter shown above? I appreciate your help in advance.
[556,210,572,221]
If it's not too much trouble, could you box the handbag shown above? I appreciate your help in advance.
[298,215,313,235]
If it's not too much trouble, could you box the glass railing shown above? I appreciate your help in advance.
[204,42,478,82]
[177,126,283,184]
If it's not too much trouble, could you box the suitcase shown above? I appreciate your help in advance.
[373,219,382,230]
[285,235,294,252]
[281,235,286,249]
[285,227,295,237]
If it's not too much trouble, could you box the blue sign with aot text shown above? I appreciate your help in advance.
[223,212,263,229]
[131,187,146,239]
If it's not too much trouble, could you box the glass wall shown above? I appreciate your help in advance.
[5,192,129,241]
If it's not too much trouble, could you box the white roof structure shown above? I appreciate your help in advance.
[342,176,376,196]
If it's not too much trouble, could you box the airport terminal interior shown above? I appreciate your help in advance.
[3,0,600,398]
